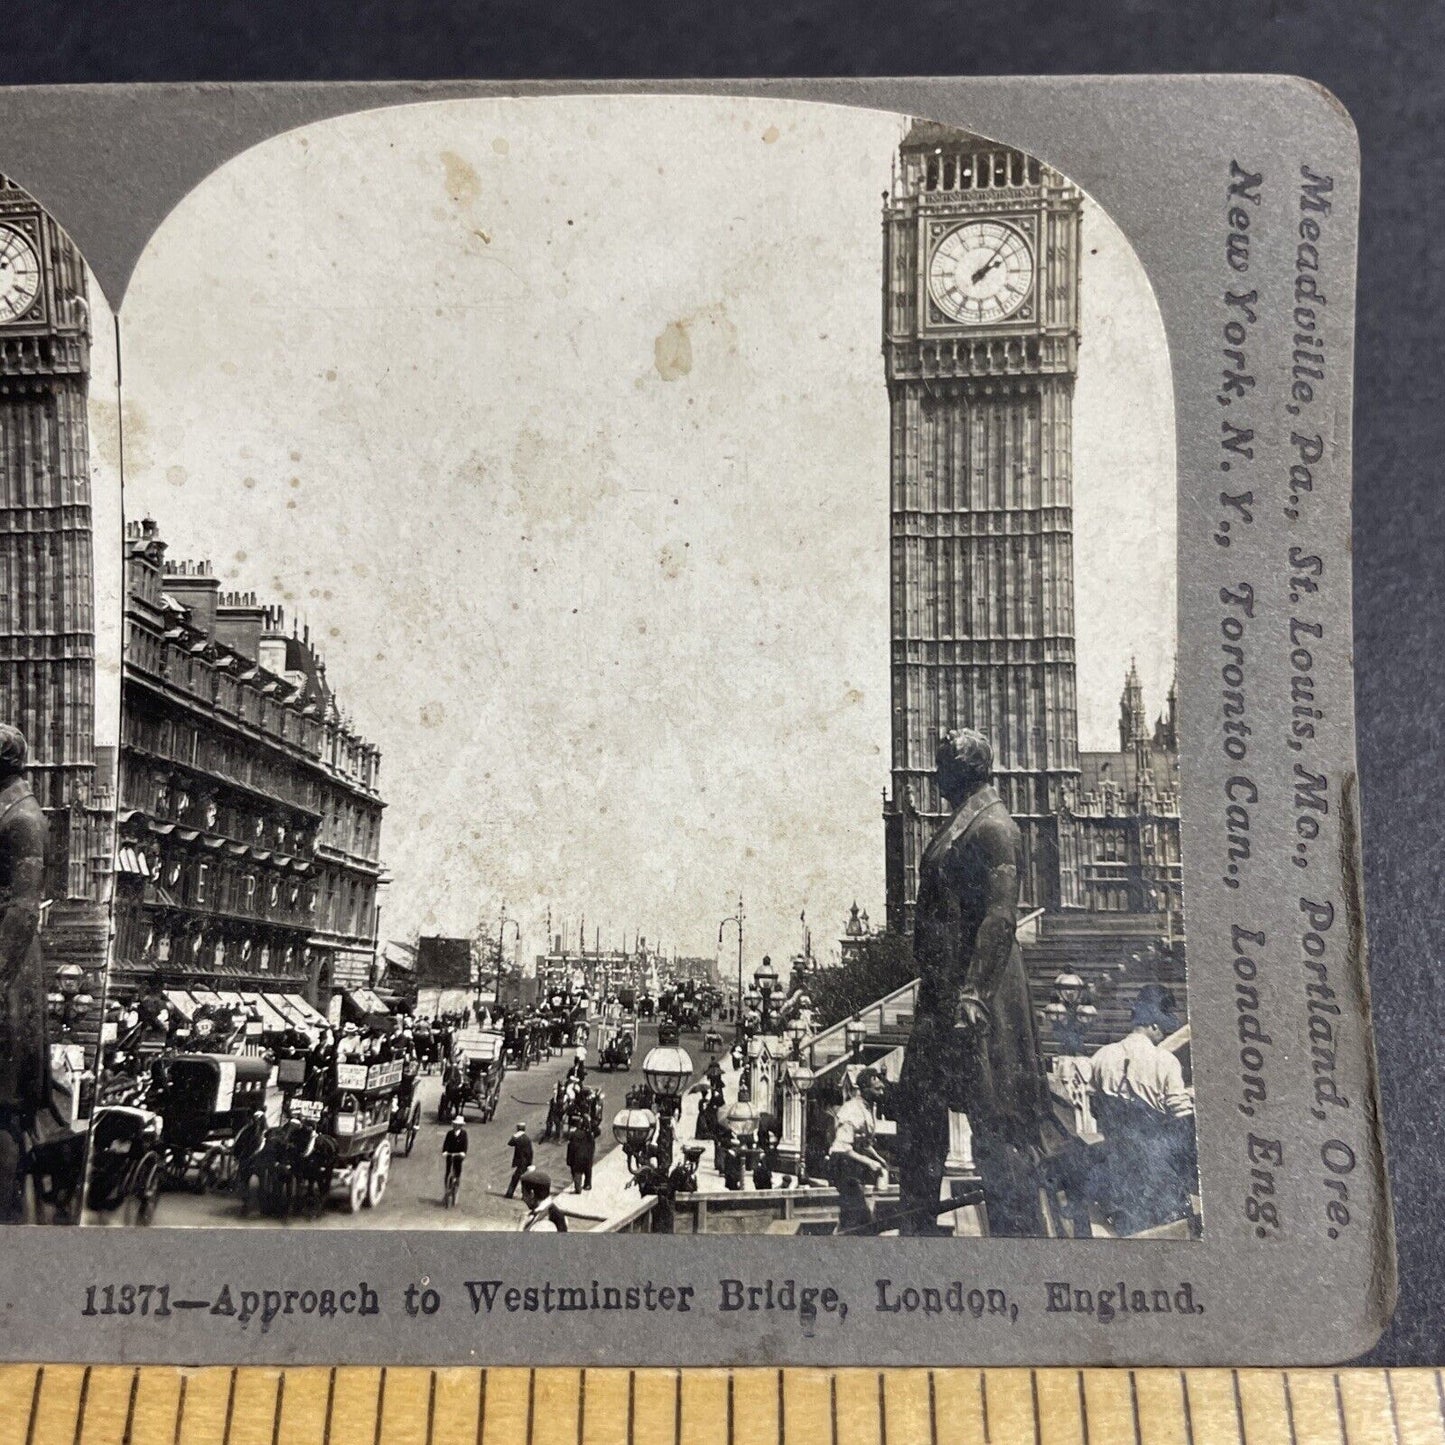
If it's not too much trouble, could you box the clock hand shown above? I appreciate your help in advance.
[970,244,1009,286]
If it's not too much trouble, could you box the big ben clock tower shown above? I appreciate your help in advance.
[0,177,103,912]
[882,122,1084,932]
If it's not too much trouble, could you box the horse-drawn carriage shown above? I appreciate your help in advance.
[438,1029,504,1124]
[387,1058,422,1156]
[26,1104,165,1225]
[596,1024,635,1072]
[254,1058,401,1215]
[148,1053,277,1193]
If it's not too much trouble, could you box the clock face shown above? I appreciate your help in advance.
[928,220,1034,325]
[0,226,41,324]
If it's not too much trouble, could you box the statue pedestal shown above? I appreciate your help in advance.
[944,1110,974,1174]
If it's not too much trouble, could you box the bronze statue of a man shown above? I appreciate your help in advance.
[895,728,1049,1236]
[0,726,49,1221]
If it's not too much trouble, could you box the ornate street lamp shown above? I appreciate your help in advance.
[1047,971,1098,1056]
[785,1016,808,1059]
[49,964,94,1040]
[641,1024,693,1169]
[724,1095,760,1144]
[612,1097,658,1176]
[844,1014,868,1060]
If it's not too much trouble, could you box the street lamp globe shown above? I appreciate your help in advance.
[56,964,84,998]
[1053,972,1086,1005]
[612,1106,657,1150]
[844,1015,868,1056]
[642,1041,694,1100]
[753,957,779,994]
[724,1096,759,1140]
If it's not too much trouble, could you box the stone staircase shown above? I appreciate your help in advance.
[1022,912,1185,1056]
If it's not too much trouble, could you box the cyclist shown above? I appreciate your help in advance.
[442,1117,469,1206]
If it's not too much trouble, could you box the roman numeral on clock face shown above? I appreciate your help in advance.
[0,226,41,323]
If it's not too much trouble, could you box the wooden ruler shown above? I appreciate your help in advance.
[0,1366,1440,1444]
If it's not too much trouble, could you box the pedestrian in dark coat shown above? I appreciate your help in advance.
[566,1124,595,1193]
[504,1123,534,1198]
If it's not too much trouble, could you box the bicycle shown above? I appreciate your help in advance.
[443,1153,464,1209]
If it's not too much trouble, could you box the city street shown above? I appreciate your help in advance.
[149,1022,698,1230]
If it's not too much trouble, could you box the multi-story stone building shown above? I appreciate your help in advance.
[1072,661,1182,919]
[0,176,113,981]
[111,518,385,1010]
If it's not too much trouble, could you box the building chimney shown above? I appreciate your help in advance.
[162,560,221,638]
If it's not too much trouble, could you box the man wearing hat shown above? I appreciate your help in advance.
[1086,985,1195,1232]
[0,727,50,1222]
[1088,985,1193,1119]
[894,728,1051,1237]
[503,1121,534,1198]
[518,1168,568,1232]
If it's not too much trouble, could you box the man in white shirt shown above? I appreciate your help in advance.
[1086,985,1196,1233]
[830,1068,889,1232]
[1088,985,1193,1118]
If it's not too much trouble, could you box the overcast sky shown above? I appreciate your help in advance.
[111,96,1176,966]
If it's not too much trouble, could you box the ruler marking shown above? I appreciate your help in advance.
[23,1366,41,1445]
[1179,1372,1195,1445]
[44,1366,1445,1445]
[374,1367,389,1445]
[73,1366,92,1445]
[122,1366,140,1445]
[222,1367,238,1445]
[323,1367,337,1445]
[1385,1372,1402,1444]
[173,1373,187,1445]
[271,1371,286,1445]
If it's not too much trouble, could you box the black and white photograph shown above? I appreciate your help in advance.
[64,95,1197,1240]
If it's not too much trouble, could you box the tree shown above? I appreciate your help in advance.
[805,931,916,1032]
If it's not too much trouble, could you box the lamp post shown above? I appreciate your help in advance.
[48,964,94,1041]
[493,907,521,1015]
[641,1023,694,1170]
[717,895,744,1040]
[1044,972,1098,1056]
[612,1088,658,1175]
[845,1014,867,1060]
[752,956,779,1035]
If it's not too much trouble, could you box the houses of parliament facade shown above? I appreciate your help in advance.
[880,122,1182,935]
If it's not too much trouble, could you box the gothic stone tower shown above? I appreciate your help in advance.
[882,123,1083,932]
[0,179,100,903]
